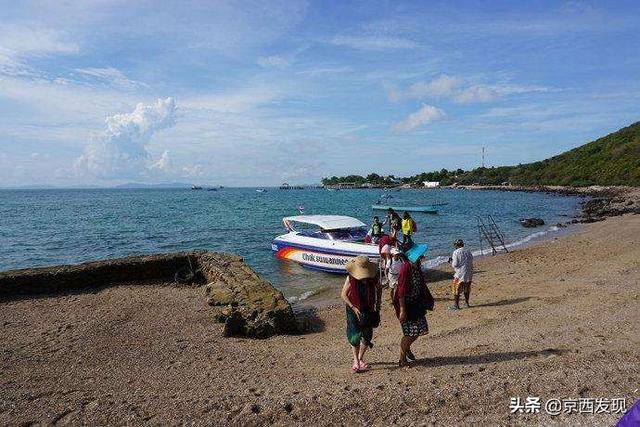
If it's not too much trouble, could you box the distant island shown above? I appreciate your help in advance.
[323,121,640,187]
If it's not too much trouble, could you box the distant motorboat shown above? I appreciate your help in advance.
[256,189,267,193]
[191,185,203,190]
[372,205,438,214]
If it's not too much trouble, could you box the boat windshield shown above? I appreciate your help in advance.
[324,227,368,241]
[296,226,367,242]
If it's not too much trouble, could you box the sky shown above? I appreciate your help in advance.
[0,0,639,187]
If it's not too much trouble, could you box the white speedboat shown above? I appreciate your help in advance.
[272,215,380,273]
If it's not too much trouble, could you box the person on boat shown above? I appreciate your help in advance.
[401,211,417,249]
[369,216,383,244]
[449,239,474,310]
[393,253,432,366]
[384,208,402,238]
[341,256,382,373]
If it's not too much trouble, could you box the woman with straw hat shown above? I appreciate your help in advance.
[341,255,382,373]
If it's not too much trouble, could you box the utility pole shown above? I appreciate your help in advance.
[481,146,485,168]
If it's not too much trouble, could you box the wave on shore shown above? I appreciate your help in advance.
[422,224,570,269]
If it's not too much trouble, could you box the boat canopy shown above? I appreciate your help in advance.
[283,215,366,231]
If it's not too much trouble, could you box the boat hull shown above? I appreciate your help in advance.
[371,205,438,214]
[272,238,379,274]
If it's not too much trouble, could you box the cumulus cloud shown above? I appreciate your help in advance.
[75,98,177,178]
[393,104,446,132]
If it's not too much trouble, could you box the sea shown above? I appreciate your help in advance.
[0,187,585,301]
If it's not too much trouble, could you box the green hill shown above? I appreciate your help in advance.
[456,121,640,186]
[322,121,640,187]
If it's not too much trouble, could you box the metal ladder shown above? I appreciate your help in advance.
[477,215,509,255]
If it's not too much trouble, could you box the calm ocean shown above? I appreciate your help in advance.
[0,188,584,300]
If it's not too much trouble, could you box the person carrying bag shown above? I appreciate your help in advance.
[341,256,382,373]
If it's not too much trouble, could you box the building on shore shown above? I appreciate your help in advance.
[423,181,441,188]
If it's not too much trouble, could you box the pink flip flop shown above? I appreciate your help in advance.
[359,361,370,371]
[351,361,360,373]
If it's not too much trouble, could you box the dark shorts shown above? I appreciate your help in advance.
[401,316,428,337]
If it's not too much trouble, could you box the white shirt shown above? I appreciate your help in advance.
[388,258,403,289]
[452,247,473,283]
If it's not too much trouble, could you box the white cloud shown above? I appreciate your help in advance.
[389,74,460,102]
[453,85,498,103]
[391,74,550,104]
[0,76,140,122]
[257,55,291,68]
[393,104,446,132]
[149,150,172,173]
[75,98,177,178]
[330,35,419,51]
[0,25,79,56]
[453,84,550,103]
[74,67,142,89]
[0,25,79,76]
[181,164,205,177]
[181,86,281,113]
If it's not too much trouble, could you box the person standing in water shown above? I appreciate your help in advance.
[401,211,416,249]
[341,256,382,373]
[449,239,474,310]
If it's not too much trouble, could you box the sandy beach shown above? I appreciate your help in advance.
[1,214,639,425]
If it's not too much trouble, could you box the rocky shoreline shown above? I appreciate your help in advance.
[0,251,298,338]
[453,184,640,223]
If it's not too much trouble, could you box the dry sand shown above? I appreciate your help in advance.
[1,215,639,425]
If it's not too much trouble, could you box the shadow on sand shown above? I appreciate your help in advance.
[372,348,566,370]
[424,269,454,282]
[293,304,326,334]
[474,297,532,307]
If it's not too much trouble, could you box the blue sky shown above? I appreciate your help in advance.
[0,0,639,187]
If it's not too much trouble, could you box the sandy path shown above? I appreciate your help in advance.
[1,215,639,425]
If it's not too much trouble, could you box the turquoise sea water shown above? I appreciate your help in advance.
[0,188,584,299]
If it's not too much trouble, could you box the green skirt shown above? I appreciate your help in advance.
[346,306,373,347]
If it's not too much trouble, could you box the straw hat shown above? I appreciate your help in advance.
[345,256,378,280]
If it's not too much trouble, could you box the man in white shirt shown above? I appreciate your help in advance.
[449,239,473,310]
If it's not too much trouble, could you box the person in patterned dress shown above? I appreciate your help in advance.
[393,253,429,366]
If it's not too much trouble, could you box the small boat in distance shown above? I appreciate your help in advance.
[372,205,438,214]
[191,185,203,190]
[272,215,380,273]
[256,189,268,193]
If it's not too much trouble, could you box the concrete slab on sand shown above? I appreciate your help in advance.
[1,215,639,425]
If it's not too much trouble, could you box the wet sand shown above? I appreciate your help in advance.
[1,214,639,425]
